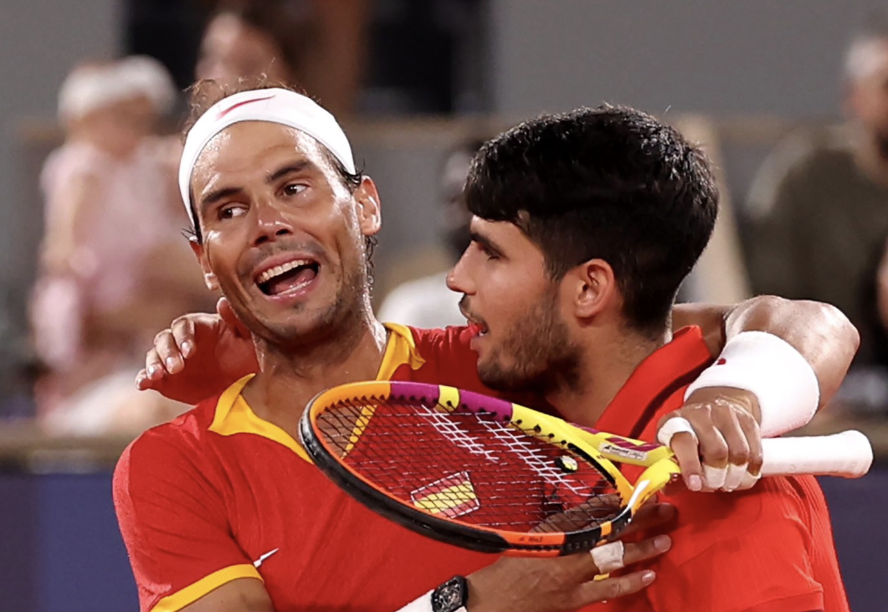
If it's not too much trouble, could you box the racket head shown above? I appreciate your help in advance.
[300,381,650,556]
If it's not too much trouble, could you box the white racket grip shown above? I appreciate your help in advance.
[761,430,874,479]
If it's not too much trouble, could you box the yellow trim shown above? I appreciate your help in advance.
[150,564,262,612]
[207,325,424,461]
[340,324,424,453]
[377,323,425,380]
[209,374,311,462]
[343,403,377,455]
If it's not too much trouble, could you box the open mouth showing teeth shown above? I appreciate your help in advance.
[256,259,320,296]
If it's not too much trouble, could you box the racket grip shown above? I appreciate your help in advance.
[761,430,873,478]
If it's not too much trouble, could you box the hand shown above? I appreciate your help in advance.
[135,297,258,404]
[657,386,763,492]
[466,503,675,612]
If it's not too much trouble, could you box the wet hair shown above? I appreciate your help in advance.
[182,77,374,270]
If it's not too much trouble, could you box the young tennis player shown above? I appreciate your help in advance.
[116,81,856,612]
[443,107,847,611]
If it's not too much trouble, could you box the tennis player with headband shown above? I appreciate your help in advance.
[116,81,856,612]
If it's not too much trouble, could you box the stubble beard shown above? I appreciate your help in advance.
[477,290,581,396]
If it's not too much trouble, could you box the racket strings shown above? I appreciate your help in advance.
[314,395,624,532]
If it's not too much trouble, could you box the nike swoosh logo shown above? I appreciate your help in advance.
[253,548,280,568]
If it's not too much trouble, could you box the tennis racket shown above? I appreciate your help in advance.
[298,380,872,557]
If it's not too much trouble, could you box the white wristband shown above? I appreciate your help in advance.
[396,591,435,612]
[684,331,819,437]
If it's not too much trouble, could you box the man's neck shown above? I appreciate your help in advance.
[243,310,388,438]
[545,325,670,428]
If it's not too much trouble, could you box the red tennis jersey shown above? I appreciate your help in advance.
[114,324,503,612]
[593,327,849,612]
[114,323,848,612]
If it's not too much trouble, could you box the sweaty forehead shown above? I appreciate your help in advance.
[191,121,330,189]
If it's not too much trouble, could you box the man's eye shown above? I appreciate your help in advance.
[218,205,247,220]
[475,241,499,260]
[283,183,307,196]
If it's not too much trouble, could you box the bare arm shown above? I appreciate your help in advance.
[672,295,859,408]
[180,579,273,612]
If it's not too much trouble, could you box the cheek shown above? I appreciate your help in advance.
[203,231,248,280]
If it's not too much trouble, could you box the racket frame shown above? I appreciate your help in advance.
[300,381,658,556]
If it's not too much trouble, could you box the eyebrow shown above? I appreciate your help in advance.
[266,160,314,184]
[197,160,316,214]
[470,229,504,256]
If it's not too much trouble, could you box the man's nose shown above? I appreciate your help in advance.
[252,199,294,246]
[446,251,473,294]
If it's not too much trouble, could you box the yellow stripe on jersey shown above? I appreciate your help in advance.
[150,564,262,612]
[209,374,312,462]
[342,323,426,454]
[208,324,425,462]
[377,322,426,380]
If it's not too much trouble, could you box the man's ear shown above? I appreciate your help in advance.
[568,259,618,319]
[354,176,382,237]
[189,238,220,291]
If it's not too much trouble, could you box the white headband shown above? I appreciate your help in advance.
[58,55,176,121]
[178,87,356,228]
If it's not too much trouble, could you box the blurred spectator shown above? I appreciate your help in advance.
[196,0,370,117]
[378,138,484,327]
[30,56,211,435]
[745,14,888,367]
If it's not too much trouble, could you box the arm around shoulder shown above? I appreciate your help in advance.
[672,296,858,408]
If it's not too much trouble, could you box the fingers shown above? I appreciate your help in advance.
[659,387,766,492]
[661,422,704,491]
[576,569,656,605]
[588,534,671,575]
[171,316,196,359]
[152,327,187,374]
[736,410,763,490]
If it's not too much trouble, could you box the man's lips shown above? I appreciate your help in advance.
[251,254,321,297]
[255,259,315,285]
[252,253,319,285]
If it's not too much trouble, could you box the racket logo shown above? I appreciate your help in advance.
[599,442,649,462]
[410,471,480,519]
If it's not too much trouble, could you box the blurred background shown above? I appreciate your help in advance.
[2,1,888,610]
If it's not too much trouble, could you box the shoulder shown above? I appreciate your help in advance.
[663,475,824,566]
[649,479,827,610]
[748,126,855,217]
[392,325,493,393]
[769,126,851,171]
[113,399,219,505]
[406,325,478,367]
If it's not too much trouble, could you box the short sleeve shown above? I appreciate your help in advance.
[647,480,824,612]
[113,428,261,612]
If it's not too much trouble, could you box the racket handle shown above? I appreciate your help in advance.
[761,430,873,478]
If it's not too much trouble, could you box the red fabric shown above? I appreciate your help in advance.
[594,327,848,612]
[114,326,497,612]
[114,325,848,612]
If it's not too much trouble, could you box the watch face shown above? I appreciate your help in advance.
[432,576,467,612]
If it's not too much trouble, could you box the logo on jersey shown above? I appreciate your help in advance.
[253,548,280,568]
[410,471,480,518]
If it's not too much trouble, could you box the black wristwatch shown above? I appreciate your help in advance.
[431,575,469,612]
